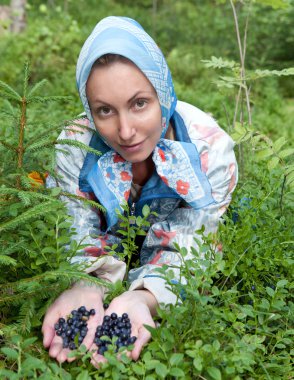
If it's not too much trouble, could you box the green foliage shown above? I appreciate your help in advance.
[0,0,293,379]
[106,203,157,274]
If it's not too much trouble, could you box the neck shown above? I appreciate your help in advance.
[132,155,154,186]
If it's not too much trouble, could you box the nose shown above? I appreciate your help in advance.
[118,112,135,141]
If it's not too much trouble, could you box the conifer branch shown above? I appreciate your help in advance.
[0,201,60,231]
[60,191,105,211]
[0,80,22,101]
[0,139,17,151]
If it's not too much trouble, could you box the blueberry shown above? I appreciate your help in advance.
[78,306,86,313]
[103,303,109,309]
[98,346,107,355]
[78,336,84,344]
[54,323,60,330]
[69,342,77,350]
[103,315,111,322]
[122,313,128,320]
[128,336,137,344]
[56,330,62,336]
[251,285,256,291]
[58,318,65,324]
[89,309,96,316]
[80,329,87,337]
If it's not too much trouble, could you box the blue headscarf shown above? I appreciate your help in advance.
[76,16,177,139]
[76,16,214,228]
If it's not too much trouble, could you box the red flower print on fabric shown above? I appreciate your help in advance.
[121,171,131,181]
[153,229,177,246]
[158,148,166,162]
[113,153,125,163]
[176,179,190,195]
[124,189,130,200]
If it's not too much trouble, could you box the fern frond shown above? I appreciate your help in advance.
[0,80,21,101]
[0,201,60,232]
[27,79,48,97]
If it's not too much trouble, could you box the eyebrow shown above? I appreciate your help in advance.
[91,90,154,106]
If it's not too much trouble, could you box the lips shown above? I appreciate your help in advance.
[119,141,144,152]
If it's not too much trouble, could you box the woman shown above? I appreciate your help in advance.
[42,16,237,365]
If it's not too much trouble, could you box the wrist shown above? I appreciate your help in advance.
[130,289,158,316]
[72,280,105,298]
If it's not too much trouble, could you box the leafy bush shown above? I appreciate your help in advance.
[0,1,293,379]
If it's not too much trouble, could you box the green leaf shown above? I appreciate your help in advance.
[255,148,273,160]
[193,357,203,371]
[155,362,168,378]
[273,136,286,152]
[76,370,92,380]
[279,148,294,159]
[266,286,275,297]
[142,204,150,217]
[169,353,184,366]
[267,156,279,170]
[276,279,288,288]
[22,337,38,348]
[1,347,19,360]
[207,366,222,380]
[169,367,185,377]
[132,363,145,375]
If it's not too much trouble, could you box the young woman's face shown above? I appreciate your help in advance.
[86,60,162,163]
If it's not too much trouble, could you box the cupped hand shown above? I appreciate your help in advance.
[42,282,105,363]
[90,289,158,367]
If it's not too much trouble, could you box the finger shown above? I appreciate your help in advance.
[131,325,152,361]
[42,323,55,348]
[57,348,72,363]
[82,310,104,349]
[42,310,59,348]
[48,335,64,359]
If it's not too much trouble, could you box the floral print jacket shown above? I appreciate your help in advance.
[47,101,238,306]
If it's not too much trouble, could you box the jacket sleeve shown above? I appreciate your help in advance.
[47,122,126,283]
[128,117,238,306]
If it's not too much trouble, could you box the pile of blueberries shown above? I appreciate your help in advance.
[54,304,137,355]
[94,312,137,355]
[54,306,95,350]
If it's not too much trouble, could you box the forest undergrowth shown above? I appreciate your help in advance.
[0,1,293,379]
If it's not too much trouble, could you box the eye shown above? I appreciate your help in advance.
[134,99,147,110]
[97,106,113,117]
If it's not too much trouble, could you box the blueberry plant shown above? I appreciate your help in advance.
[0,1,293,380]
